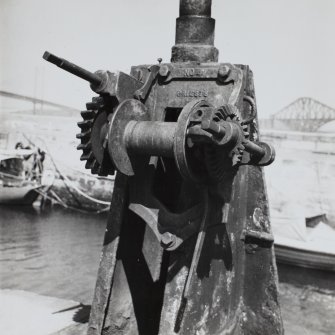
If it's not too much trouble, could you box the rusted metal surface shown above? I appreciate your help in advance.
[43,0,283,334]
[172,0,218,62]
[134,65,160,100]
[90,61,281,334]
[43,51,102,86]
[87,173,128,335]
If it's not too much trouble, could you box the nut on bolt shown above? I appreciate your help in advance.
[160,232,176,248]
[159,65,170,78]
[218,65,230,81]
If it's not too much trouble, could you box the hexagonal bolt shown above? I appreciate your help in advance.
[218,65,230,81]
[159,65,170,78]
[160,232,176,248]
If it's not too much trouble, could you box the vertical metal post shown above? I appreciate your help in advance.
[171,0,219,62]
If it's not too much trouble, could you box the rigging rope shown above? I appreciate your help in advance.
[22,133,111,209]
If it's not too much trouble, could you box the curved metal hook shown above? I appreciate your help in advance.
[242,96,257,125]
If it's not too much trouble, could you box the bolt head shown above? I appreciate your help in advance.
[160,232,176,248]
[218,65,230,80]
[159,65,170,78]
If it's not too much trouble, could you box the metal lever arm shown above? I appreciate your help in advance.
[43,51,102,86]
[43,51,144,98]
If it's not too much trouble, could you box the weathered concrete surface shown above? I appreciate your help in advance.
[279,283,335,335]
[51,323,87,335]
[0,289,85,335]
[2,285,335,335]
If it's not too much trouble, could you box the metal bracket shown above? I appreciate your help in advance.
[129,201,205,251]
[240,229,274,249]
[134,65,160,100]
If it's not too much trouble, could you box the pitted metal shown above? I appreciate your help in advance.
[43,1,283,334]
[101,97,272,182]
[171,0,218,62]
[134,65,160,100]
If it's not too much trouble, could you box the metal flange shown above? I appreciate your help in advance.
[174,99,212,183]
[108,99,150,176]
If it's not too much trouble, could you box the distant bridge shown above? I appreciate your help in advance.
[272,97,335,132]
[0,90,78,112]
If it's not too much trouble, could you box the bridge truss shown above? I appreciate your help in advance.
[272,97,335,132]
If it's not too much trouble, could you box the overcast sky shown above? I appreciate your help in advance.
[1,0,335,117]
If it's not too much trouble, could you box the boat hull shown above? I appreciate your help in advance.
[0,185,40,205]
[275,243,335,272]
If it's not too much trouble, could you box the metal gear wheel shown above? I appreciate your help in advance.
[218,104,249,164]
[76,96,116,176]
[204,104,249,181]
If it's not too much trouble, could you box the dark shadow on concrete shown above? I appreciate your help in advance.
[53,303,91,324]
[73,304,91,323]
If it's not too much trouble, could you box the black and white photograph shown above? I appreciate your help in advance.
[1,0,334,334]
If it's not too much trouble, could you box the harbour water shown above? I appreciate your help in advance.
[0,205,107,305]
[1,204,335,334]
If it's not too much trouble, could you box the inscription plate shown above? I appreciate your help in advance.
[176,90,208,98]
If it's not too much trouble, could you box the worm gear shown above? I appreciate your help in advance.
[76,96,116,176]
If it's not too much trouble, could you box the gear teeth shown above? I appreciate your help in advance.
[91,161,100,174]
[78,98,118,176]
[221,110,228,118]
[86,98,105,110]
[86,102,99,110]
[234,157,242,165]
[97,166,109,177]
[203,104,249,180]
[232,149,239,157]
[78,100,115,176]
[81,110,95,120]
[80,152,94,161]
[97,164,115,177]
[232,154,241,166]
[92,96,104,103]
[85,160,94,169]
[77,120,93,130]
[231,144,245,165]
[77,141,92,151]
[76,129,91,139]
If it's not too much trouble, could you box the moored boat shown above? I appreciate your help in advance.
[273,214,335,271]
[0,146,48,205]
[46,162,114,212]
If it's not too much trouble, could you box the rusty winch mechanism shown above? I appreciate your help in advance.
[43,1,283,334]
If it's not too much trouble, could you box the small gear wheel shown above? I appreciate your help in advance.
[219,104,249,164]
[76,96,116,176]
[204,104,249,181]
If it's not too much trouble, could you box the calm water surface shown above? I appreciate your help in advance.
[0,205,107,304]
